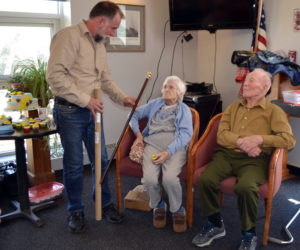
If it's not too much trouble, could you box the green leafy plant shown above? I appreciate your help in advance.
[12,59,53,107]
[6,70,25,92]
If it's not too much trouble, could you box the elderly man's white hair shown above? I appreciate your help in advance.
[162,75,187,100]
[252,68,272,93]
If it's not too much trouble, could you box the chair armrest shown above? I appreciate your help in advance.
[190,113,222,171]
[267,147,284,197]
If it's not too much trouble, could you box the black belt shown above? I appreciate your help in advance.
[55,97,77,107]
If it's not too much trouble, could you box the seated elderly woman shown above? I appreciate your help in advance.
[129,75,193,233]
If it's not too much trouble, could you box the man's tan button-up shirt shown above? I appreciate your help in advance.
[47,20,127,108]
[217,98,296,155]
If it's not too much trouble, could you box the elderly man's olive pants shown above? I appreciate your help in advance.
[199,147,269,231]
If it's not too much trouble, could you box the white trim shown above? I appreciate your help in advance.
[0,12,60,36]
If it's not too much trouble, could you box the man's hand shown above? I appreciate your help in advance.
[152,151,170,165]
[237,135,263,157]
[86,97,104,118]
[124,97,137,108]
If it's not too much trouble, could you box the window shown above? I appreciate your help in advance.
[0,0,70,158]
[0,0,71,78]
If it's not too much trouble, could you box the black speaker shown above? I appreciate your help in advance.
[184,94,222,137]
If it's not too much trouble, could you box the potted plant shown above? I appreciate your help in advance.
[6,72,24,91]
[12,59,53,107]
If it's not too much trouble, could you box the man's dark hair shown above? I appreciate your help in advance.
[89,1,124,19]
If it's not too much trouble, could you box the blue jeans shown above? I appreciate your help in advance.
[53,103,111,212]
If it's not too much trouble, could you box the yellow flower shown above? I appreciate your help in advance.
[32,123,39,128]
[19,103,27,110]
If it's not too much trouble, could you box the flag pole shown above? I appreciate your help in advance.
[254,0,263,52]
[94,88,102,220]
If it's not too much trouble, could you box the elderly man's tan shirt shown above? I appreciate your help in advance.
[46,20,127,108]
[217,98,296,155]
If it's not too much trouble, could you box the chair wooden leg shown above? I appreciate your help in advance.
[263,198,272,246]
[186,185,194,228]
[116,163,122,213]
[219,192,224,207]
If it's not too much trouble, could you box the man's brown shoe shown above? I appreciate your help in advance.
[172,208,187,233]
[153,203,167,229]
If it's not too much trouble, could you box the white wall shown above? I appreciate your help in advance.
[196,29,253,109]
[70,0,198,145]
[69,0,300,166]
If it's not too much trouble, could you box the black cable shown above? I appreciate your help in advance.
[213,32,218,93]
[170,31,185,75]
[146,20,169,103]
[181,38,185,81]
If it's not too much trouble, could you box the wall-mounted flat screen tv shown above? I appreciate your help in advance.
[169,0,257,33]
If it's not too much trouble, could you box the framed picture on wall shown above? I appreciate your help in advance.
[293,9,300,31]
[106,3,145,52]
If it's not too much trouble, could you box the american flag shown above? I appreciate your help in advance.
[251,4,267,51]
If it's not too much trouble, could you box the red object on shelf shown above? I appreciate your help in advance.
[29,181,64,204]
[288,50,297,63]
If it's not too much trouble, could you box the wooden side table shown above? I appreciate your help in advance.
[24,109,56,185]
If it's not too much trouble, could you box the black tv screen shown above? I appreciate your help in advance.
[169,0,257,33]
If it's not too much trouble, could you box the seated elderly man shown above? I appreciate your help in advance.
[129,75,193,233]
[192,68,296,249]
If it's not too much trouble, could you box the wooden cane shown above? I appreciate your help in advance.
[94,88,102,220]
[100,72,152,184]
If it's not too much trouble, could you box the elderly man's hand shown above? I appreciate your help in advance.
[152,151,169,164]
[237,135,263,156]
[247,146,262,157]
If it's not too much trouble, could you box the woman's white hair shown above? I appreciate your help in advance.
[161,75,187,100]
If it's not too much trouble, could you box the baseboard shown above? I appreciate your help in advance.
[288,165,300,176]
[51,143,116,171]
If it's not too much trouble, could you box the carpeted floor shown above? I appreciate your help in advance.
[0,165,299,250]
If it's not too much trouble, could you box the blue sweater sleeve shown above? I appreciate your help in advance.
[129,99,157,135]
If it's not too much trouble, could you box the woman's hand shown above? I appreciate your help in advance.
[152,151,170,164]
[132,132,144,148]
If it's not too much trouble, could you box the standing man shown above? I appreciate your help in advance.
[47,1,136,233]
[192,68,296,249]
